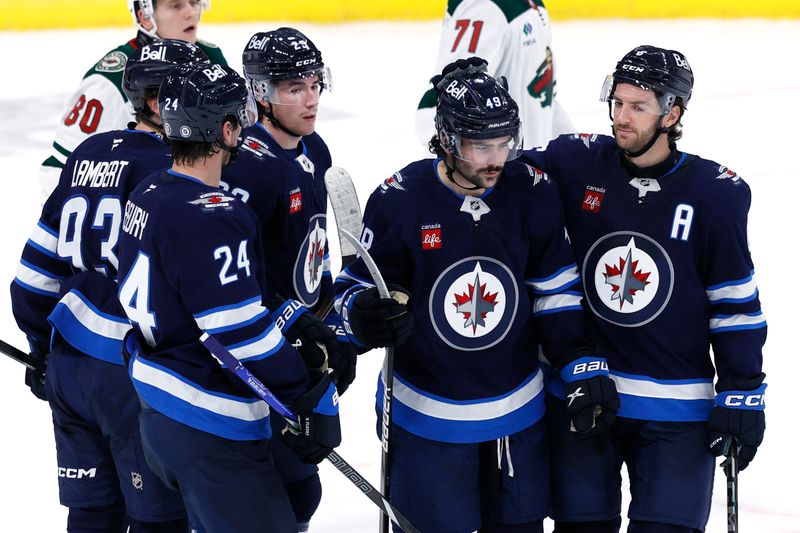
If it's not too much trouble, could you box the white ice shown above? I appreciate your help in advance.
[0,18,798,532]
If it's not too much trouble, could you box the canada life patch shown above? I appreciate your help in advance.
[582,186,605,213]
[289,189,302,214]
[421,224,442,250]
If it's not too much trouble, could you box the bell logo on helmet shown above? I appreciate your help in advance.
[247,34,269,50]
[202,64,227,82]
[140,44,167,62]
[673,53,691,71]
[445,80,468,101]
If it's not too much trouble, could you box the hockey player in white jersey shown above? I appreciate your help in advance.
[416,0,573,149]
[37,0,226,203]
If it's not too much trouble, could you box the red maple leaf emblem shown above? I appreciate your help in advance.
[453,282,499,333]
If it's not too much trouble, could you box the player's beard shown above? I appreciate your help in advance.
[454,159,503,190]
[613,118,661,155]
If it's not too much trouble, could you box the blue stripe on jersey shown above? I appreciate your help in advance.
[547,369,714,422]
[526,264,580,295]
[28,222,60,258]
[14,259,63,296]
[130,355,271,440]
[224,323,285,364]
[706,271,758,303]
[379,369,546,443]
[709,311,767,333]
[48,290,130,365]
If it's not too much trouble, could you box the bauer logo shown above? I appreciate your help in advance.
[421,225,442,250]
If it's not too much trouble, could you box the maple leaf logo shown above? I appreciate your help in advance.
[453,271,499,333]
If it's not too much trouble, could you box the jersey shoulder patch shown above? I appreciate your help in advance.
[241,136,277,159]
[379,172,407,194]
[568,133,600,149]
[92,49,129,74]
[187,191,238,212]
[522,163,549,187]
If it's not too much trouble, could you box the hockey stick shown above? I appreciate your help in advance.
[317,167,363,319]
[199,332,420,533]
[0,338,44,372]
[338,229,396,533]
[723,442,739,532]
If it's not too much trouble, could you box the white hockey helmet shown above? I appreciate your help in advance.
[128,0,211,39]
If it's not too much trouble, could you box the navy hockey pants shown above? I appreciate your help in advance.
[387,420,549,533]
[46,343,186,522]
[138,404,296,533]
[546,396,714,531]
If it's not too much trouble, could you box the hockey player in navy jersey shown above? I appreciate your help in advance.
[9,40,209,533]
[117,64,341,533]
[521,46,768,533]
[334,59,618,533]
[221,27,355,532]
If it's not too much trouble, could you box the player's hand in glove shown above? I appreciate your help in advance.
[341,286,414,349]
[560,356,619,434]
[24,336,48,401]
[281,373,342,464]
[269,298,342,375]
[708,376,766,471]
[323,313,358,395]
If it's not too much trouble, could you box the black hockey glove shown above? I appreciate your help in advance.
[431,57,489,92]
[341,286,414,349]
[24,336,48,402]
[560,356,619,435]
[323,313,358,395]
[281,373,342,465]
[269,298,342,375]
[708,376,766,471]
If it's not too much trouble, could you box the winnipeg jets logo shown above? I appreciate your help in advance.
[293,214,327,307]
[583,232,674,327]
[430,258,518,350]
[715,165,740,182]
[453,268,499,334]
[380,173,406,192]
[574,133,598,149]
[603,242,652,309]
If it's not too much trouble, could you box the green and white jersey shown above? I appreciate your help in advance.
[416,0,573,150]
[37,33,226,203]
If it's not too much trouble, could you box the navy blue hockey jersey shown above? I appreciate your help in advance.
[11,128,170,364]
[334,158,589,443]
[522,134,767,422]
[221,124,333,310]
[118,169,309,441]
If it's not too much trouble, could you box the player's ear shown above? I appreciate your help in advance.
[138,8,155,31]
[146,97,159,118]
[663,104,682,129]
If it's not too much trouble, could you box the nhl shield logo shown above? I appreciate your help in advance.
[131,472,143,490]
[429,257,518,351]
[583,232,674,327]
[293,214,327,307]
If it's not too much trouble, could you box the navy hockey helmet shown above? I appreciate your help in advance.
[434,57,522,162]
[242,27,331,103]
[128,0,210,39]
[123,39,210,115]
[158,64,257,143]
[600,45,694,114]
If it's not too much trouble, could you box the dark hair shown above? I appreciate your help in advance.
[170,116,237,165]
[666,97,686,147]
[428,134,446,158]
[133,87,159,124]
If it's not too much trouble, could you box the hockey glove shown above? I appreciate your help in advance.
[341,286,414,349]
[708,378,766,471]
[24,336,48,401]
[281,373,342,465]
[269,298,342,376]
[560,356,619,435]
[323,313,358,395]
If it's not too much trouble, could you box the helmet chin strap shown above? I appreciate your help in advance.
[617,123,669,158]
[445,156,481,191]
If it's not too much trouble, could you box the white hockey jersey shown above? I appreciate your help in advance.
[416,0,573,150]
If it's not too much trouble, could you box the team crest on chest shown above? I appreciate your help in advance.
[293,214,327,306]
[583,232,674,327]
[429,257,518,351]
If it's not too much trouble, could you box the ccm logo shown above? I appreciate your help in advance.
[572,361,608,375]
[58,467,96,479]
[724,394,765,408]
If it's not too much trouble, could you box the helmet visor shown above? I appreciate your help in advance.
[600,74,677,115]
[236,89,258,128]
[260,66,331,105]
[448,131,523,164]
